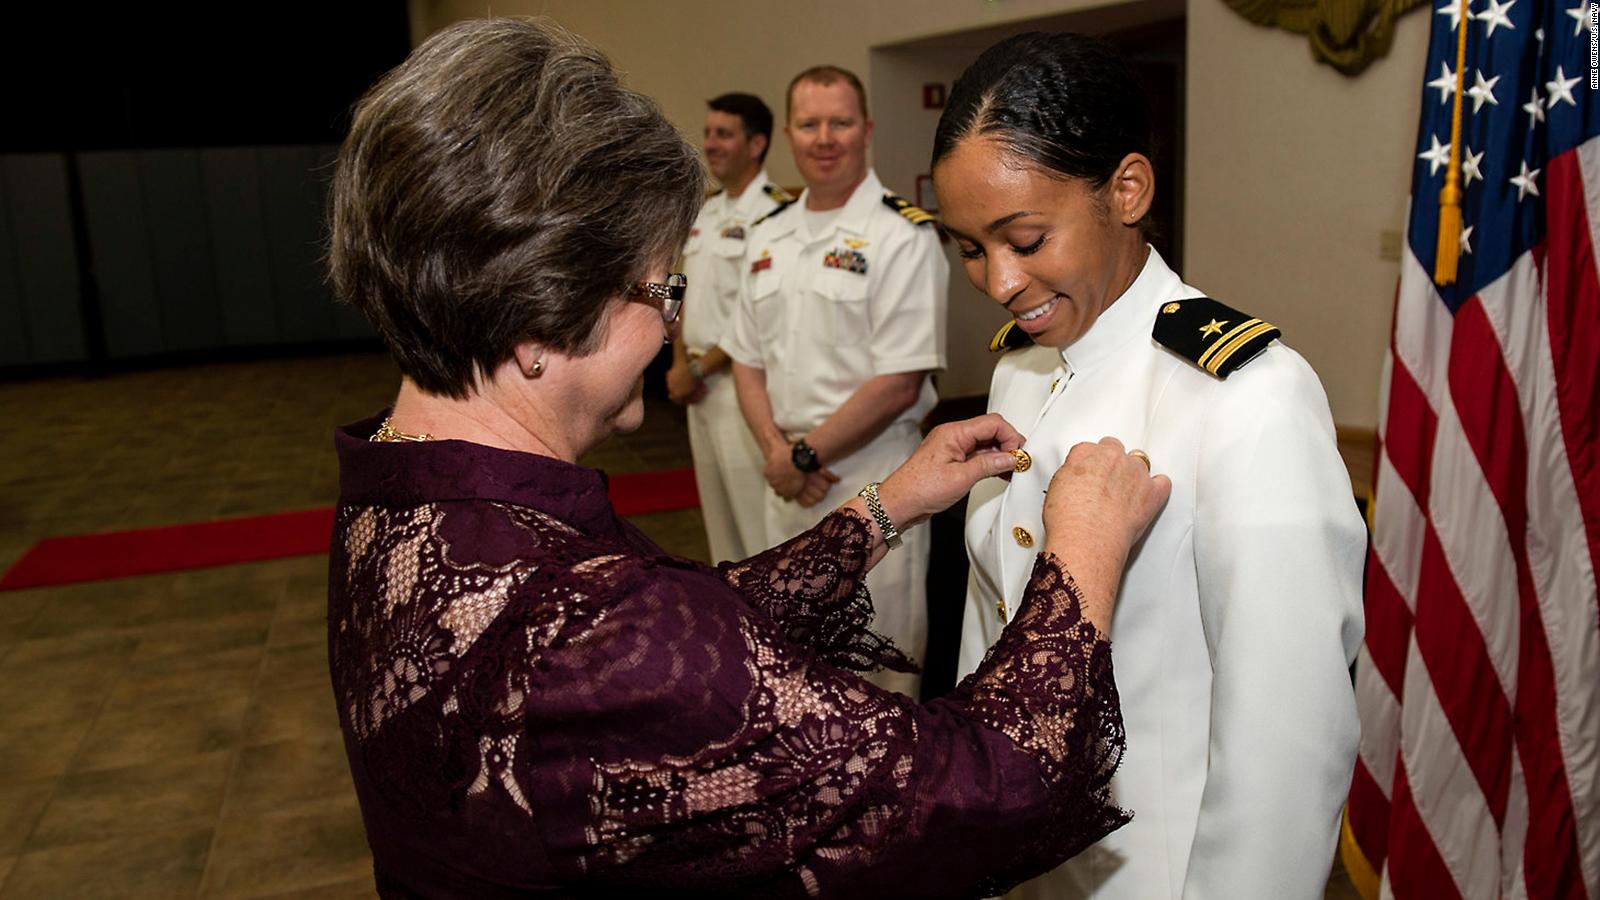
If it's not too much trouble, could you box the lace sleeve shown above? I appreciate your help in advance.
[716,508,916,674]
[935,552,1131,893]
[554,551,1127,899]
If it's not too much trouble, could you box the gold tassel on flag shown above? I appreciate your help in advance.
[1434,0,1470,285]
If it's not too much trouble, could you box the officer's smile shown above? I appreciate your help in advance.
[1014,294,1065,332]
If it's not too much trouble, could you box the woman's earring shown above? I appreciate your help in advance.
[528,358,545,378]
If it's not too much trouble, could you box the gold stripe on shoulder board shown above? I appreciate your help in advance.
[1197,318,1262,370]
[1204,321,1278,375]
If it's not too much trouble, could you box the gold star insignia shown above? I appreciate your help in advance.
[1199,319,1229,339]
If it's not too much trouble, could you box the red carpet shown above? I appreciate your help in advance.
[0,467,699,591]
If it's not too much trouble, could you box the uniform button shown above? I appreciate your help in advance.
[1010,448,1032,472]
[1012,526,1035,548]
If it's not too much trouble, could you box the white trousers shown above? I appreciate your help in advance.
[762,420,927,697]
[687,372,768,565]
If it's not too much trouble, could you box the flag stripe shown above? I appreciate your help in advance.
[1412,524,1513,826]
[1503,753,1532,900]
[1427,380,1522,697]
[1363,554,1413,699]
[1350,757,1392,872]
[1371,448,1430,608]
[1386,753,1468,900]
[1379,348,1439,508]
[1355,643,1403,799]
[1399,631,1504,899]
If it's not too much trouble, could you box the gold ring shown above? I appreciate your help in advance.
[1010,448,1032,473]
[1128,449,1151,471]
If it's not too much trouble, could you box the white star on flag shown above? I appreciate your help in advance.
[1460,224,1474,254]
[1565,1,1588,36]
[1476,0,1516,36]
[1463,146,1485,186]
[1546,66,1580,107]
[1428,62,1458,104]
[1439,0,1475,29]
[1510,159,1541,200]
[1419,135,1452,175]
[1524,87,1547,126]
[1467,70,1501,112]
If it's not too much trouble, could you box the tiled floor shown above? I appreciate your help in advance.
[0,352,1365,898]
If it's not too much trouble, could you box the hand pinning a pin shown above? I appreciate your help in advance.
[1010,448,1032,473]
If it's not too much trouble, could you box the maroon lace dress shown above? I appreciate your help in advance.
[329,413,1129,899]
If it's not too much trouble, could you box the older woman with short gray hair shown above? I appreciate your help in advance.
[326,17,1168,898]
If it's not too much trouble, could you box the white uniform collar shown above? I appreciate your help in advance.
[725,169,776,220]
[774,168,883,243]
[1059,245,1178,376]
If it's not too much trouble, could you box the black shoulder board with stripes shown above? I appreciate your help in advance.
[762,183,795,204]
[988,319,1034,353]
[1153,296,1280,379]
[882,191,936,227]
[752,197,796,227]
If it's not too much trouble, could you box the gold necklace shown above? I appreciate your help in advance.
[371,417,433,443]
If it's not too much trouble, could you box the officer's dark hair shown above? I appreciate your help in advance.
[931,32,1153,198]
[707,92,773,162]
[329,17,703,398]
[786,65,869,123]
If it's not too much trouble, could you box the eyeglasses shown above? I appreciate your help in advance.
[626,273,687,325]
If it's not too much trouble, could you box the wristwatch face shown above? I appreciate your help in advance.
[791,440,820,473]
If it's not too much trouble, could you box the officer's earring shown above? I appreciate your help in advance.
[526,358,545,378]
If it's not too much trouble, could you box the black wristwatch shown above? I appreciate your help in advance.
[790,438,821,473]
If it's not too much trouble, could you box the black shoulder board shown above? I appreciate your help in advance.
[1153,297,1280,379]
[882,191,936,227]
[763,183,796,204]
[752,197,796,227]
[988,319,1034,353]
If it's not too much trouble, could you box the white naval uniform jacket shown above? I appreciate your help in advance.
[723,168,947,437]
[957,249,1365,900]
[680,171,785,358]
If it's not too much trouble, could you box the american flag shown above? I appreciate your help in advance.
[1340,0,1600,895]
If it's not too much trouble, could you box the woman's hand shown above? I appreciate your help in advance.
[874,414,1026,530]
[1042,437,1172,631]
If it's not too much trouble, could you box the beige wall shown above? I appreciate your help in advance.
[417,0,1139,192]
[414,0,1431,427]
[1186,1,1428,428]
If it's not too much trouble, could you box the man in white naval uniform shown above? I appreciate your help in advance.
[667,92,790,563]
[724,66,947,696]
[957,249,1366,899]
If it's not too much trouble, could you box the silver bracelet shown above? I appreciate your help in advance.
[858,482,902,550]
